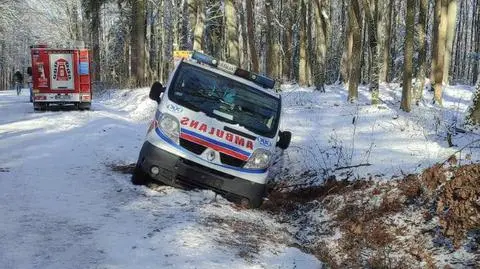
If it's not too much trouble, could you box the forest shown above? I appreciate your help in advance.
[0,0,480,117]
[2,1,480,267]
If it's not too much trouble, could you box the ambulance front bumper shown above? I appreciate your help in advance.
[137,141,266,207]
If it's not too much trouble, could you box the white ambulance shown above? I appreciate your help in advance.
[133,52,291,207]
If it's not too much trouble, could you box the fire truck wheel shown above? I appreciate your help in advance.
[131,165,151,185]
[77,103,91,111]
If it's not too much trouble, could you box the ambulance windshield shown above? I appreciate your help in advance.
[169,63,280,138]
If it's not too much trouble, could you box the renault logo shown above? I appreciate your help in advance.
[207,150,216,161]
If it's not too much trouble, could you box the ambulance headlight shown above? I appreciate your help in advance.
[244,149,272,170]
[159,114,180,144]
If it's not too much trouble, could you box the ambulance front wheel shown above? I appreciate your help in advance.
[131,164,151,185]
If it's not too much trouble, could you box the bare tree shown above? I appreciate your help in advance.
[298,0,309,86]
[245,0,258,72]
[362,0,380,104]
[379,0,392,83]
[347,0,362,102]
[432,0,449,105]
[415,0,428,104]
[401,0,415,112]
[225,0,239,65]
[130,0,146,87]
[443,0,457,84]
[265,0,274,77]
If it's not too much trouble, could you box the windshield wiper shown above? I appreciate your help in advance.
[180,100,202,112]
[188,89,224,103]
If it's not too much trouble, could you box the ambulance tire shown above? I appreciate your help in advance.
[131,164,151,185]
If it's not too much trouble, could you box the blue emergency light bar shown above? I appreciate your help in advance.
[190,51,276,89]
[191,51,217,67]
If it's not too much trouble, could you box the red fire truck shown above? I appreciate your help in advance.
[29,45,92,110]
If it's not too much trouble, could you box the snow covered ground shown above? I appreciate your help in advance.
[274,82,480,186]
[0,89,321,269]
[0,83,478,268]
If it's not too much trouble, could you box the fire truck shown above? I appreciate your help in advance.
[29,45,92,110]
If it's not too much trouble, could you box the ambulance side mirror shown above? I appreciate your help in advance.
[149,81,164,103]
[27,67,32,76]
[276,131,292,150]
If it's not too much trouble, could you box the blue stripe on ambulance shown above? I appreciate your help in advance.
[154,128,266,174]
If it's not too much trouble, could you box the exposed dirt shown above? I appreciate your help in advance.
[264,162,480,268]
[108,163,136,174]
[431,164,480,246]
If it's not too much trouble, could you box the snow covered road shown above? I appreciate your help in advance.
[0,90,322,269]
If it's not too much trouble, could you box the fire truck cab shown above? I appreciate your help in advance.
[29,45,92,110]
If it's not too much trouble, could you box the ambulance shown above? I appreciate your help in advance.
[133,51,292,207]
[28,45,92,110]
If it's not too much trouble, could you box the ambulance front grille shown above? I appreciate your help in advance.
[180,138,206,155]
[180,138,246,168]
[220,153,246,168]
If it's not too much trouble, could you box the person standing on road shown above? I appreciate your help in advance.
[13,70,24,95]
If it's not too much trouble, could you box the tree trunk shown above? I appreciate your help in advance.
[466,72,480,125]
[69,3,82,41]
[401,0,415,112]
[379,0,392,83]
[431,0,441,88]
[443,0,457,84]
[246,0,259,72]
[131,0,146,87]
[415,0,427,104]
[340,0,350,83]
[265,0,274,77]
[237,1,248,68]
[433,0,449,105]
[312,0,329,91]
[225,0,240,65]
[193,0,205,51]
[163,0,174,80]
[187,0,197,49]
[475,3,480,83]
[90,1,101,83]
[473,2,480,84]
[298,0,308,86]
[347,0,362,102]
[362,0,380,104]
[283,0,295,80]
